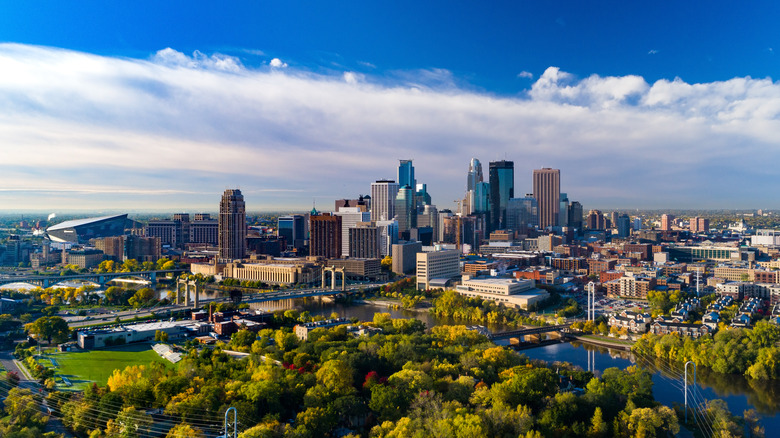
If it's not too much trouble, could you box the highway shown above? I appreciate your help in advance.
[64,282,386,329]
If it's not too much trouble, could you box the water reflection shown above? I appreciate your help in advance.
[521,341,780,427]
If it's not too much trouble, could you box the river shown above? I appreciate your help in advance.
[258,299,779,431]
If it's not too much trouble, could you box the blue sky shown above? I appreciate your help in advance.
[1,2,779,212]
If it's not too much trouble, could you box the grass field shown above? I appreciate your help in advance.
[45,343,171,389]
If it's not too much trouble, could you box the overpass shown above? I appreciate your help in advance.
[487,324,570,341]
[0,269,186,289]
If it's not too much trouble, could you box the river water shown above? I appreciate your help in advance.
[261,299,779,430]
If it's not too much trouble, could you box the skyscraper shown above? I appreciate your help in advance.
[506,195,538,232]
[533,168,560,230]
[278,214,306,251]
[398,159,416,188]
[370,180,399,221]
[661,214,675,231]
[335,207,371,256]
[568,201,584,231]
[489,160,514,232]
[310,213,342,259]
[466,158,483,192]
[395,185,416,234]
[218,189,246,260]
[616,214,631,238]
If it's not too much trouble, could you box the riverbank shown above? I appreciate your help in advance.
[568,333,634,351]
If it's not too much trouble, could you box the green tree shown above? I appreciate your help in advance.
[105,406,152,438]
[230,329,257,352]
[128,288,155,308]
[24,316,70,344]
[165,423,205,438]
[1,387,48,430]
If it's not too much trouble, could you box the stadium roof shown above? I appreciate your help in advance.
[47,214,127,231]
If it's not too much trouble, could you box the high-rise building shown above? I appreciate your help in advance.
[661,214,675,231]
[533,168,560,230]
[172,213,190,247]
[559,193,570,228]
[218,189,247,260]
[415,183,431,208]
[278,215,306,251]
[506,195,538,232]
[349,222,381,258]
[616,214,631,238]
[690,217,710,234]
[417,204,439,243]
[395,185,416,234]
[370,180,399,221]
[309,213,341,259]
[489,160,514,231]
[398,159,416,189]
[568,201,583,231]
[375,219,399,256]
[335,207,371,256]
[633,217,642,231]
[466,158,483,192]
[190,214,218,246]
[587,210,606,230]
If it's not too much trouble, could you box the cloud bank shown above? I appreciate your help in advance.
[0,44,779,211]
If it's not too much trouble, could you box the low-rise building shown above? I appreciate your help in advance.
[294,318,351,341]
[650,321,713,338]
[77,320,209,349]
[608,311,652,333]
[455,277,549,309]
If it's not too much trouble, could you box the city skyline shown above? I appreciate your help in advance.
[2,3,780,211]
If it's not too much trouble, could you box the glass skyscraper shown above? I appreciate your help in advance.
[488,160,514,232]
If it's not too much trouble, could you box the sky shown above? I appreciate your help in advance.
[1,1,780,213]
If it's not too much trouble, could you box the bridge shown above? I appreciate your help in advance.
[488,324,570,341]
[0,269,186,289]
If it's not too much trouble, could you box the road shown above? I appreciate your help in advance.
[65,282,386,329]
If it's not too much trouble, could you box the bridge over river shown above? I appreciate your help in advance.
[0,269,186,289]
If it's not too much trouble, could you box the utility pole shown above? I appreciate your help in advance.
[219,407,238,438]
[684,361,696,425]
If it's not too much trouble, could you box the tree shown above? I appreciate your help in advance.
[25,316,70,344]
[154,330,169,343]
[105,406,152,438]
[165,423,205,438]
[230,329,257,352]
[128,288,155,308]
[1,387,48,430]
[588,407,608,437]
[381,256,393,271]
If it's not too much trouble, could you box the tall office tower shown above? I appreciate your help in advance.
[506,195,538,232]
[398,159,416,189]
[278,214,306,251]
[568,201,584,231]
[375,219,399,256]
[370,180,399,221]
[616,214,631,238]
[437,209,454,242]
[415,183,431,208]
[310,213,342,258]
[466,158,483,191]
[633,217,642,231]
[398,160,417,225]
[417,204,439,243]
[489,160,514,231]
[559,193,570,228]
[533,168,560,230]
[660,214,675,231]
[218,189,246,260]
[335,207,371,256]
[394,185,416,233]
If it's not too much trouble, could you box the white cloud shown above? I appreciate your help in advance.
[269,58,288,68]
[648,49,659,55]
[343,71,363,84]
[517,71,533,79]
[1,44,779,210]
[152,48,243,72]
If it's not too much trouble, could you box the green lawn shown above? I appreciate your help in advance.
[45,343,171,389]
